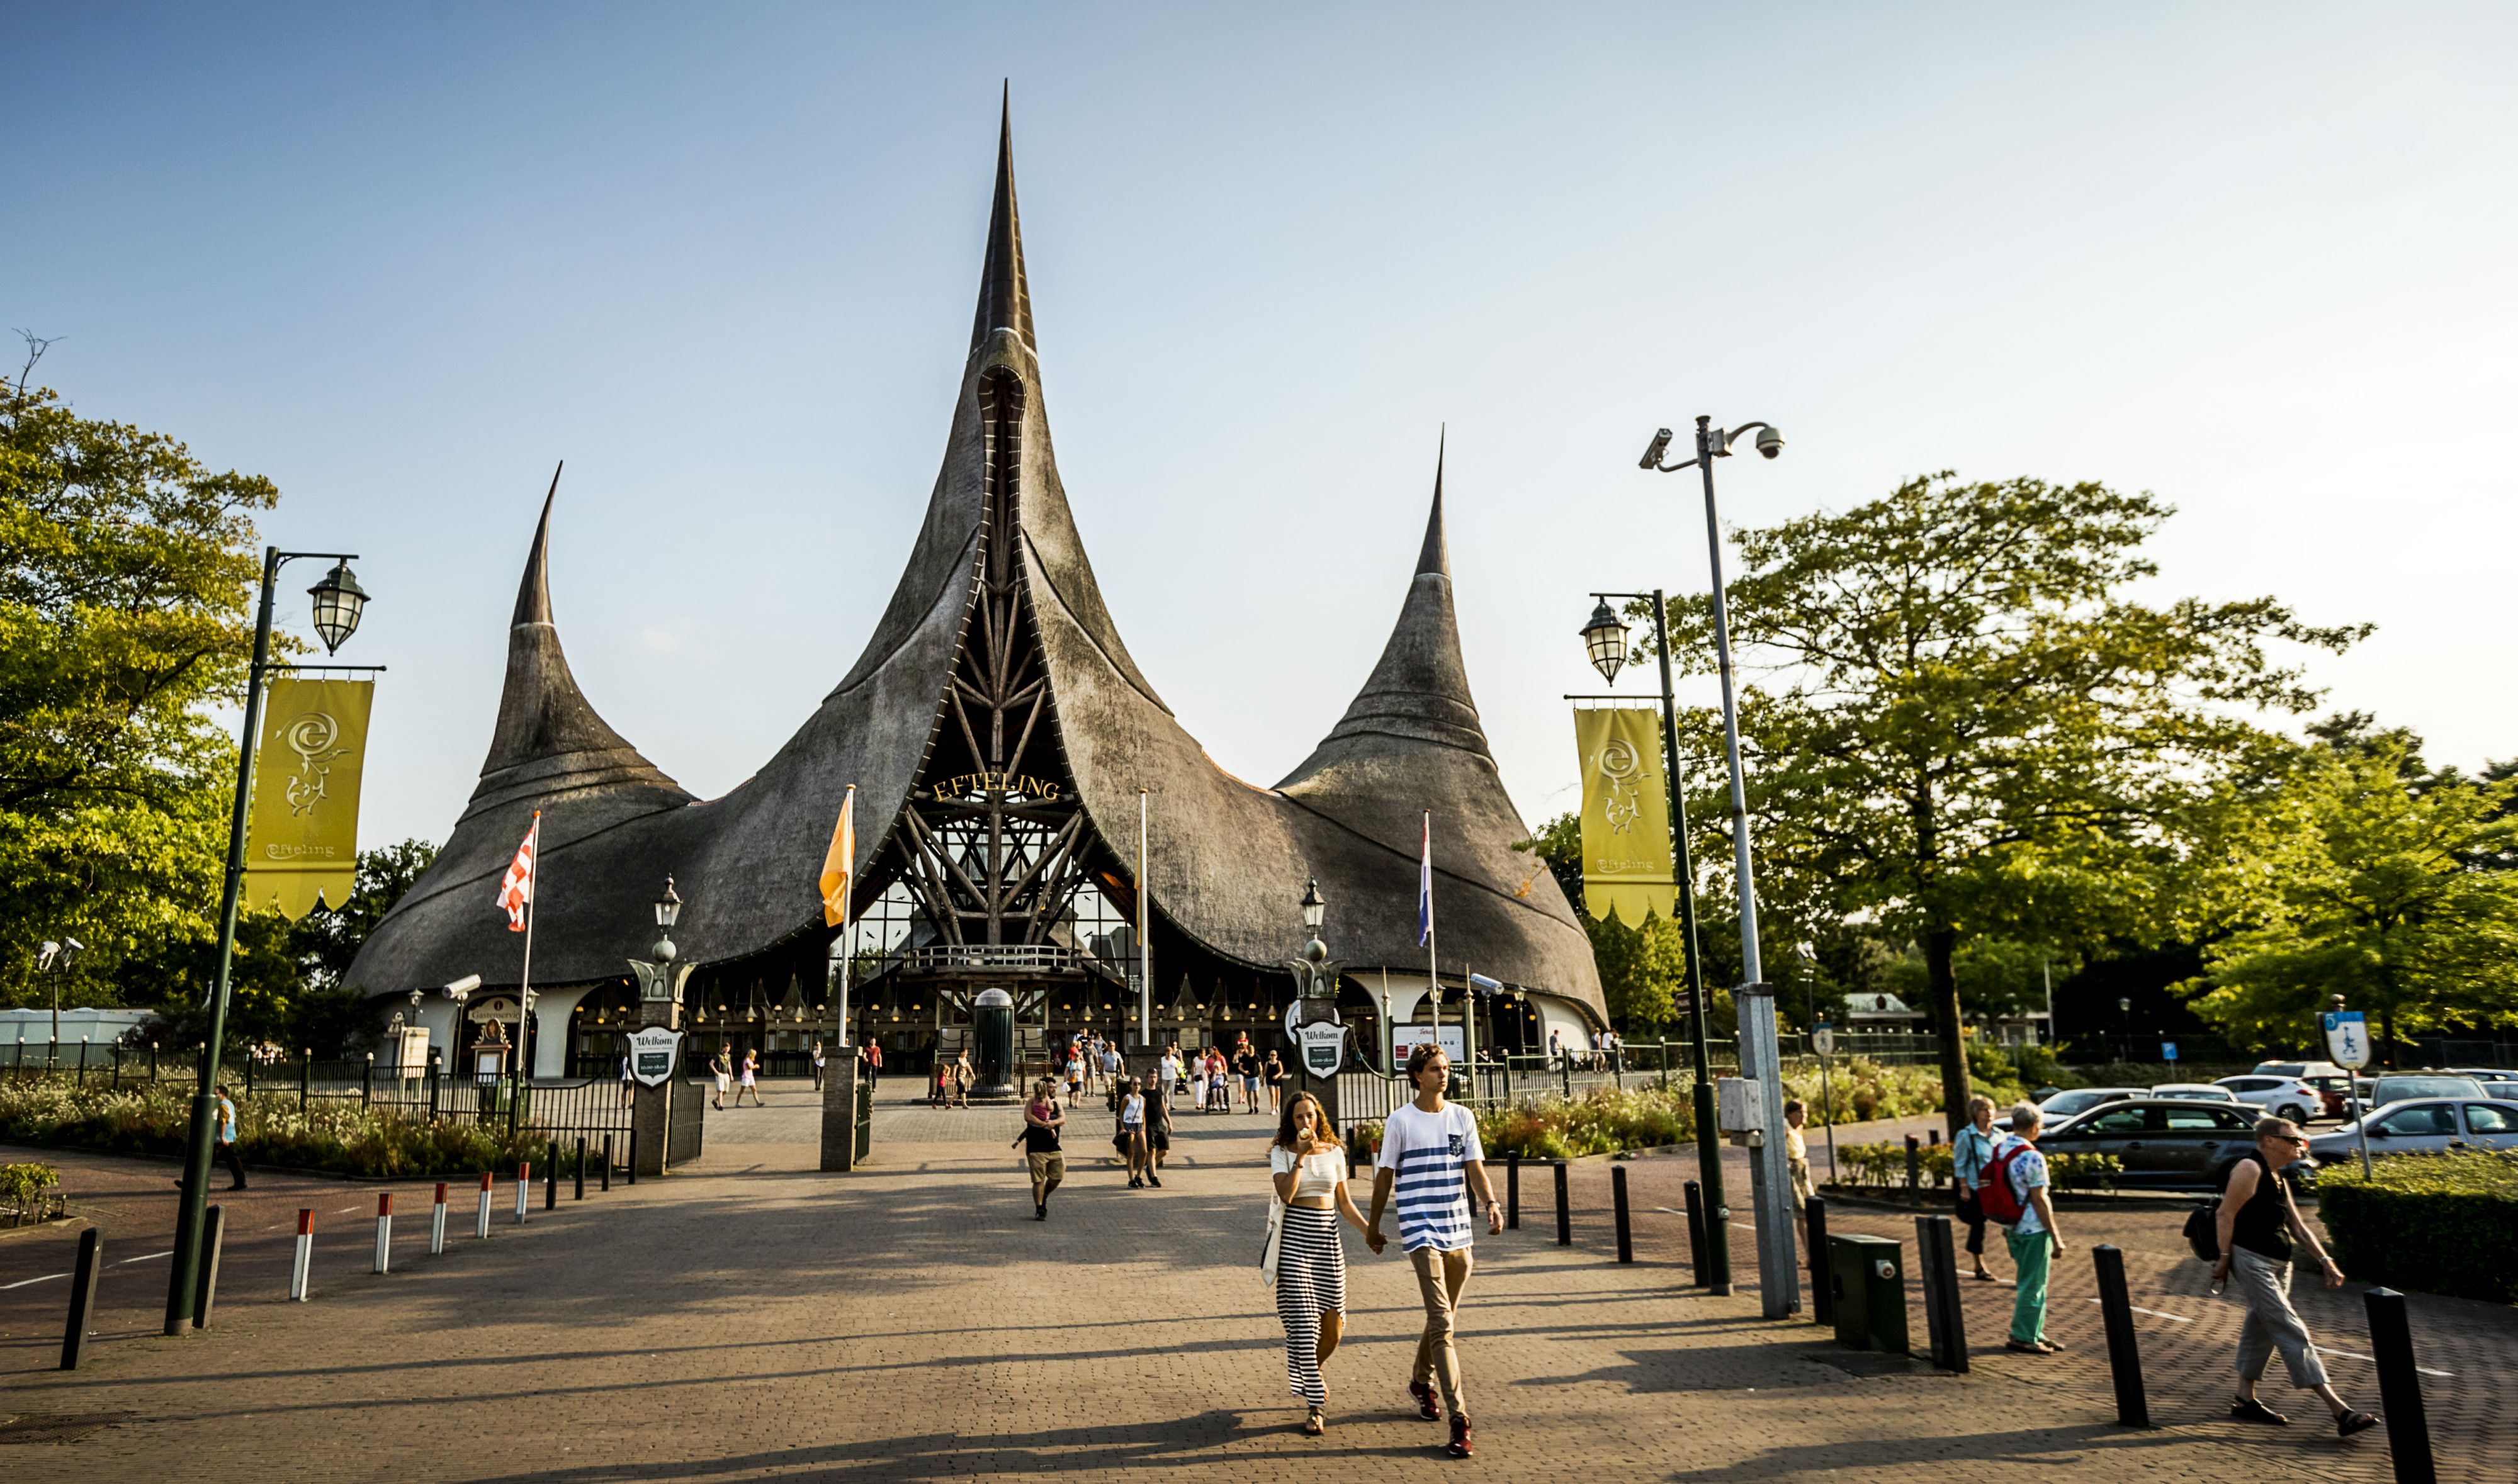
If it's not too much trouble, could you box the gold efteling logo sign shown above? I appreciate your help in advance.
[934,772,1061,802]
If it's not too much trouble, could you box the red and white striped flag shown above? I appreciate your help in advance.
[496,812,540,931]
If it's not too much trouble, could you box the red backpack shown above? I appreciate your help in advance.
[1978,1140,2032,1226]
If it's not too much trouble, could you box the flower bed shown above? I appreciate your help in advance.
[0,1080,548,1179]
[1827,1139,2121,1193]
[1,1161,64,1225]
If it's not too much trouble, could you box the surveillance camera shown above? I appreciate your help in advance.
[1639,427,1674,469]
[1754,425,1784,459]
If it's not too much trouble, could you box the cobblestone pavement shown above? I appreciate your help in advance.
[0,1097,2500,1481]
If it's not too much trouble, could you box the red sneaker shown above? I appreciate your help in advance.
[1409,1380,1443,1422]
[1445,1415,1473,1458]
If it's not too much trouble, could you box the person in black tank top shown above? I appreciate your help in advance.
[2212,1116,2376,1437]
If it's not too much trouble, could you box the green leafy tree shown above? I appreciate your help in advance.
[1657,473,2363,1128]
[2186,739,2518,1064]
[0,339,280,1003]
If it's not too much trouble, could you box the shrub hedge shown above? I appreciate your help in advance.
[2317,1150,2518,1305]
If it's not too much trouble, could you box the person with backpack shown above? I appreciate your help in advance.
[1980,1101,2067,1354]
[1951,1095,2001,1281]
[2214,1116,2378,1436]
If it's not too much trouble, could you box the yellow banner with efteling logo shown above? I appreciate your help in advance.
[242,678,374,919]
[1574,706,1674,926]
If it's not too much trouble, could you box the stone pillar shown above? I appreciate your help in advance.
[820,1052,861,1172]
[632,1071,674,1179]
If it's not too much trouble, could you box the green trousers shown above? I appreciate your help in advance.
[2006,1228,2053,1345]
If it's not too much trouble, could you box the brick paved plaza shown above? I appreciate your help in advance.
[1,1088,2504,1481]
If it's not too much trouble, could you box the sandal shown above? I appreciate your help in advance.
[1302,1408,1324,1436]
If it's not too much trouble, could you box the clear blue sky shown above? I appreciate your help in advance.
[13,4,2515,852]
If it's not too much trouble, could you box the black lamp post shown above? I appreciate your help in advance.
[1576,588,1729,1296]
[166,548,372,1334]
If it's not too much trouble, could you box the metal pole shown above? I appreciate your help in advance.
[1683,1178,1708,1286]
[1805,1195,1832,1324]
[2364,1286,2436,1484]
[61,1228,103,1368]
[1553,1159,1571,1245]
[2092,1244,2150,1427]
[167,545,281,1335]
[1506,1153,1520,1230]
[1138,789,1152,1050]
[1612,1165,1633,1262]
[1693,418,1794,1317]
[1649,588,1730,1296]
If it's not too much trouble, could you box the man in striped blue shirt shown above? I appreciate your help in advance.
[1369,1044,1500,1459]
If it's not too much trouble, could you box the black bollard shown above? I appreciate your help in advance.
[1506,1154,1521,1230]
[1612,1165,1633,1263]
[61,1227,103,1369]
[1916,1214,1969,1371]
[2364,1287,2435,1484]
[545,1139,559,1210]
[193,1203,225,1330]
[1683,1179,1708,1286]
[1554,1160,1571,1246]
[1806,1195,1833,1325]
[1905,1133,1922,1207]
[601,1134,613,1193]
[574,1136,587,1201]
[2091,1244,2150,1427]
[626,1126,638,1185]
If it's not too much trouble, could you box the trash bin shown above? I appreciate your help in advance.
[1827,1232,1909,1354]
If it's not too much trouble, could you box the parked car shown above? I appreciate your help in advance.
[2213,1074,2324,1124]
[2371,1075,2485,1108]
[2254,1060,2349,1082]
[2150,1082,2240,1104]
[2253,1060,2354,1118]
[2447,1067,2518,1088]
[2036,1086,2143,1121]
[2306,1098,2518,1163]
[2039,1098,2261,1190]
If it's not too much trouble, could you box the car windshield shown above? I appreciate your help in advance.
[2380,1077,2483,1099]
[2044,1090,2120,1118]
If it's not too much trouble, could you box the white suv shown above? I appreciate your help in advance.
[2214,1074,2323,1125]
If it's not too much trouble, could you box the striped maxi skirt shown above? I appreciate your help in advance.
[1274,1205,1348,1407]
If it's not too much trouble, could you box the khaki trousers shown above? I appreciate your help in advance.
[1408,1244,1474,1415]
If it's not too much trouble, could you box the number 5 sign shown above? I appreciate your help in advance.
[2322,1010,2371,1070]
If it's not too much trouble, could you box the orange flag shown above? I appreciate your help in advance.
[818,785,855,928]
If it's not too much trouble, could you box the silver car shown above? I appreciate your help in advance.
[2307,1097,2518,1162]
[2371,1075,2485,1108]
[2150,1082,2240,1104]
[2037,1086,2143,1121]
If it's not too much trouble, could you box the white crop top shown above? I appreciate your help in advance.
[1270,1145,1347,1200]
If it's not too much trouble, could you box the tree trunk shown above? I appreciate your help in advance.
[2380,1006,2397,1072]
[1924,925,1971,1136]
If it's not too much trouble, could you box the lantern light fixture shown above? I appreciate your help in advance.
[306,559,371,654]
[1581,600,1629,685]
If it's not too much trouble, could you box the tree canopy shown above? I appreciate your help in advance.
[1657,472,2364,1126]
[2184,734,2518,1064]
[1,340,281,1004]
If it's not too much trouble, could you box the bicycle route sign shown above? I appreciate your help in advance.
[2322,1010,2371,1069]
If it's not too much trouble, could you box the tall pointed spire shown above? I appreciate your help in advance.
[969,83,1035,355]
[1280,437,1490,767]
[512,462,562,627]
[468,469,690,816]
[1416,427,1449,578]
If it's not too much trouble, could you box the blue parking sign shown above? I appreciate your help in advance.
[2161,1041,2177,1062]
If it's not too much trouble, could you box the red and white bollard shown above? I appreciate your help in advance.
[290,1209,314,1301]
[514,1162,529,1225]
[372,1193,394,1274]
[431,1182,449,1254]
[475,1171,493,1239]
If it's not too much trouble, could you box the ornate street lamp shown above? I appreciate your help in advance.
[305,561,371,654]
[1300,878,1325,933]
[1579,600,1629,685]
[169,543,376,1333]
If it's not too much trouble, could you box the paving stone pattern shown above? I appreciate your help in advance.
[0,1090,2500,1481]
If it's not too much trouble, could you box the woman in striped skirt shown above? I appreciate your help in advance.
[1266,1091,1379,1435]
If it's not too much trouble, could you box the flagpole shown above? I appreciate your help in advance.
[1138,789,1152,1053]
[1424,810,1440,1068]
[1381,967,1394,1077]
